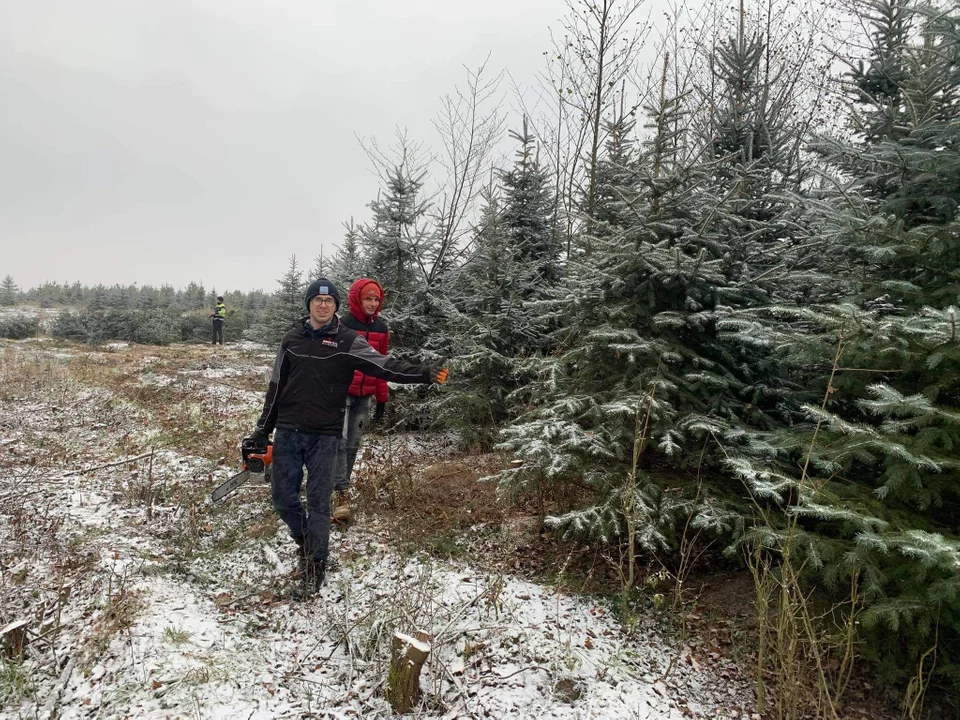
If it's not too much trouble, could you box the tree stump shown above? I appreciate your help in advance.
[386,630,432,714]
[1,619,29,660]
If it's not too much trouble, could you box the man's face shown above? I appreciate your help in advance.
[309,294,337,328]
[361,295,380,317]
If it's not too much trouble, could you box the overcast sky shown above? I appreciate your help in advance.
[0,0,569,294]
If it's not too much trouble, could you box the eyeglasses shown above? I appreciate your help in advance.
[311,297,336,307]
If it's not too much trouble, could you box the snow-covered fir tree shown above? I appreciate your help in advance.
[588,114,643,237]
[309,248,329,285]
[731,0,960,688]
[489,0,825,538]
[435,123,560,444]
[440,188,527,442]
[327,219,366,288]
[497,117,562,354]
[431,189,513,442]
[361,160,430,308]
[0,275,18,306]
[250,255,306,345]
[359,150,435,358]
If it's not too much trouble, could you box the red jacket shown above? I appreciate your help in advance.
[341,278,390,403]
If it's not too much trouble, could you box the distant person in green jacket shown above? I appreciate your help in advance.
[210,296,226,345]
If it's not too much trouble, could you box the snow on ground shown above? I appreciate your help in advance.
[0,340,758,719]
[139,372,175,388]
[181,367,244,380]
[0,305,62,332]
[232,340,272,353]
[45,524,687,719]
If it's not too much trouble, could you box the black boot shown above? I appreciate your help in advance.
[291,559,326,601]
[307,559,327,592]
[293,537,308,578]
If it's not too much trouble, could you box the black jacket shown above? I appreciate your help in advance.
[255,316,429,436]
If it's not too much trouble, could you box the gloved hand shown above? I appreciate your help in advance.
[373,402,386,423]
[430,366,449,384]
[246,428,270,446]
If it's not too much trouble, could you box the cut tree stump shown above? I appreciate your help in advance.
[386,630,432,714]
[1,618,29,659]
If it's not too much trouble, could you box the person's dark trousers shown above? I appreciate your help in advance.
[212,318,224,345]
[271,428,339,563]
[334,395,372,491]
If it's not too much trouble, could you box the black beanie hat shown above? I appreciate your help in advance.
[304,278,341,311]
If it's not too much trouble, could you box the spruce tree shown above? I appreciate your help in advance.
[250,255,306,345]
[157,285,173,309]
[732,0,960,688]
[589,115,643,236]
[0,275,18,306]
[328,219,366,287]
[309,249,329,285]
[361,161,430,308]
[359,153,433,357]
[437,190,514,441]
[440,124,559,446]
[814,0,960,308]
[490,4,826,550]
[498,117,561,353]
[442,187,526,441]
[89,284,108,311]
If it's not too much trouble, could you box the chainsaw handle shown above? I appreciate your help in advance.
[253,444,273,467]
[241,438,273,473]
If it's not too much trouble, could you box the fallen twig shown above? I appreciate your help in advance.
[56,451,157,478]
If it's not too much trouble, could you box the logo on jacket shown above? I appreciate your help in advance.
[322,339,338,347]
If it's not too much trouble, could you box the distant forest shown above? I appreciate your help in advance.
[0,275,273,345]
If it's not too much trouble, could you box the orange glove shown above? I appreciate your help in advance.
[431,367,448,384]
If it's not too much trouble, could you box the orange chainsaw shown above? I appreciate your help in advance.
[210,437,273,503]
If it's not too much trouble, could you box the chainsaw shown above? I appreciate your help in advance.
[210,436,273,503]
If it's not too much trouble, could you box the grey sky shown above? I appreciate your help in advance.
[0,0,565,294]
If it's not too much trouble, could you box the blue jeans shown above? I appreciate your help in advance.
[271,428,339,562]
[334,395,372,491]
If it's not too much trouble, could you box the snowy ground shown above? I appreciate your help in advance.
[0,339,759,719]
[0,305,62,332]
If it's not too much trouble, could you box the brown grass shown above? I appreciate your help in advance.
[350,450,633,597]
[354,453,505,557]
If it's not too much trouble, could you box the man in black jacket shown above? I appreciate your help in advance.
[248,278,446,597]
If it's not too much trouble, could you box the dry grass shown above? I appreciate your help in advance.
[62,344,265,463]
[0,345,69,401]
[0,340,272,690]
[350,447,631,599]
[359,453,504,546]
[80,584,146,672]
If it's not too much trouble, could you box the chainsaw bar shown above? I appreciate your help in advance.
[210,469,255,503]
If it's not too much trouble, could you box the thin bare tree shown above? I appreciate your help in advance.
[542,0,652,255]
[428,58,507,284]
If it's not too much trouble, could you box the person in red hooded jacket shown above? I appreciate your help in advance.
[333,277,390,494]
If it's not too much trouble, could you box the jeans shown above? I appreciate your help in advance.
[212,318,224,344]
[334,395,372,491]
[271,428,339,562]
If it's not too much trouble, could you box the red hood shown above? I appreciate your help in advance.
[347,278,385,323]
